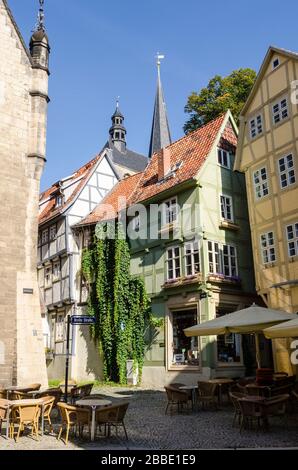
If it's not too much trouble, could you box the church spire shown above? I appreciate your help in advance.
[148,53,171,159]
[109,99,127,153]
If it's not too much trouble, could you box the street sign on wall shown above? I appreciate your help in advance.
[71,316,96,325]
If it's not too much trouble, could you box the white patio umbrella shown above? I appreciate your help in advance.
[184,304,296,368]
[264,317,298,339]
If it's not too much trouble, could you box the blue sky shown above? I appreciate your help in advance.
[9,0,298,190]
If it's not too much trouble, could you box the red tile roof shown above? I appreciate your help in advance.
[39,154,102,225]
[131,112,229,204]
[76,112,237,227]
[77,172,143,226]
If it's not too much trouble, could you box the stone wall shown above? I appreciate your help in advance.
[0,1,48,387]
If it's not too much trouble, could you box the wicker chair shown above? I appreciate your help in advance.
[261,394,289,428]
[245,384,271,398]
[229,391,246,427]
[10,402,41,441]
[238,398,263,433]
[21,384,41,393]
[0,399,9,436]
[197,382,218,410]
[96,402,129,440]
[70,384,94,404]
[164,386,189,415]
[57,402,91,445]
[0,390,7,400]
[39,396,55,434]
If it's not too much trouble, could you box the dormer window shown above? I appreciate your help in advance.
[56,195,63,208]
[272,58,280,70]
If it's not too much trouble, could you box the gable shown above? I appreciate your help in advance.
[1,0,32,66]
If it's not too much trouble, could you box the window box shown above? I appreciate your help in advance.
[219,221,240,231]
[207,274,241,285]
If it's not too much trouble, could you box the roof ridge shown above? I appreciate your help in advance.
[151,112,227,159]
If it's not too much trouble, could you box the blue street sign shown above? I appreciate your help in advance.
[71,316,96,325]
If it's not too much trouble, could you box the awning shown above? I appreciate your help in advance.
[264,317,298,339]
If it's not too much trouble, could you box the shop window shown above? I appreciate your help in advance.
[171,309,200,367]
[216,308,241,364]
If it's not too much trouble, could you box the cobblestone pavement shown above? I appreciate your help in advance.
[1,387,298,450]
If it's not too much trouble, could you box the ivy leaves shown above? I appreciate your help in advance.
[81,222,150,384]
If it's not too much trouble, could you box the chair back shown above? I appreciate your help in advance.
[0,390,7,400]
[39,396,55,415]
[245,384,271,398]
[229,391,245,412]
[37,388,62,406]
[57,402,78,424]
[197,381,217,397]
[12,403,40,423]
[263,394,289,416]
[0,399,9,420]
[96,402,129,424]
[71,383,93,401]
[238,398,263,418]
[10,391,32,401]
[164,386,188,403]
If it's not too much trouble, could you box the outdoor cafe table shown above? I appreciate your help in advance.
[5,398,45,439]
[179,385,198,409]
[208,379,234,405]
[76,398,112,442]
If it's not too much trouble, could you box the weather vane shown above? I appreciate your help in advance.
[35,0,45,32]
[156,52,165,68]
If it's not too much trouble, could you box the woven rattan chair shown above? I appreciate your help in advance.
[238,398,263,433]
[96,402,129,440]
[9,391,32,401]
[39,396,55,434]
[36,388,62,408]
[0,390,7,400]
[10,402,41,441]
[229,391,246,427]
[0,399,9,436]
[57,402,91,445]
[197,382,218,410]
[70,384,94,404]
[164,386,189,415]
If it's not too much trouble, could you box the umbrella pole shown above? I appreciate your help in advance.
[255,333,261,369]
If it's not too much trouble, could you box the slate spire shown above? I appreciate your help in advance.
[148,54,171,158]
[109,99,127,152]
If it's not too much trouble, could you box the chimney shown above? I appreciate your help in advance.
[158,147,171,180]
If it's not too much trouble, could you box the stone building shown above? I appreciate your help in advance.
[0,0,50,387]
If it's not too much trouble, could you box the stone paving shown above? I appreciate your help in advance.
[1,387,298,450]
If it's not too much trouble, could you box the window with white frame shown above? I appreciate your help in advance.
[53,261,61,281]
[49,225,57,241]
[278,154,296,189]
[132,214,140,232]
[208,241,220,274]
[222,245,238,277]
[286,223,298,257]
[217,148,230,169]
[55,314,65,342]
[45,265,52,288]
[272,97,289,125]
[220,195,233,222]
[208,241,238,277]
[42,229,48,244]
[250,114,263,139]
[253,167,269,199]
[167,246,181,280]
[260,231,276,264]
[184,241,200,276]
[163,197,178,225]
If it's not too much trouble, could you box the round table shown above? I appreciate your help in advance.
[76,399,112,441]
[208,379,234,405]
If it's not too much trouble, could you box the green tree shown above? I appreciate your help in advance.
[184,68,256,134]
